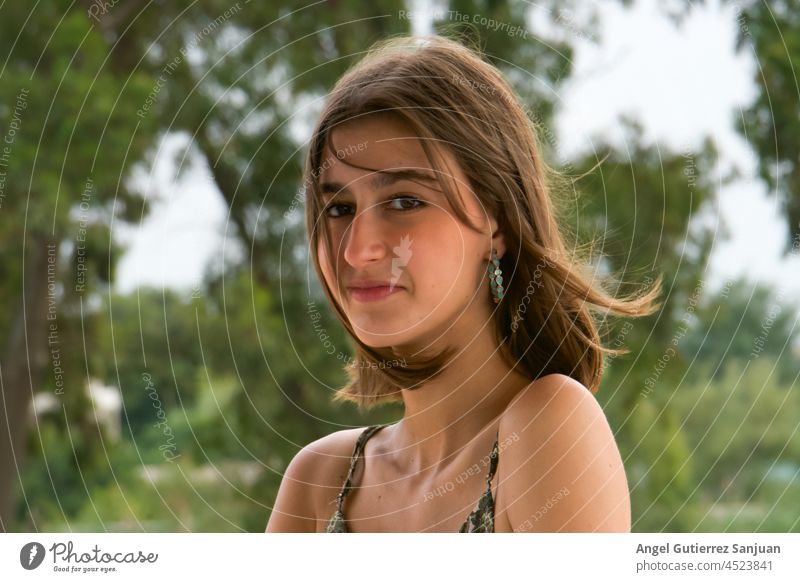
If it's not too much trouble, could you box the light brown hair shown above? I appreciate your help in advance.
[304,35,662,411]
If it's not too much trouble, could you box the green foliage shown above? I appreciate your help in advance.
[8,0,800,534]
[673,357,800,531]
[18,417,142,530]
[653,0,800,250]
[681,277,800,385]
[0,9,158,238]
[735,0,800,250]
[95,288,206,434]
[625,356,800,532]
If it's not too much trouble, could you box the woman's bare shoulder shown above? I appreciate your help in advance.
[497,373,631,532]
[265,427,367,532]
[295,426,369,492]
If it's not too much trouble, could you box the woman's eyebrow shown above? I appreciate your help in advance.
[320,168,439,196]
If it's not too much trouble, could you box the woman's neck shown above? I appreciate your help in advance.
[388,322,531,474]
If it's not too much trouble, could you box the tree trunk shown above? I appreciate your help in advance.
[0,235,56,531]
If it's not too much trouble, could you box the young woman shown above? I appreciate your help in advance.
[266,35,661,533]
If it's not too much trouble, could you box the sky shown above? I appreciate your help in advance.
[114,0,800,303]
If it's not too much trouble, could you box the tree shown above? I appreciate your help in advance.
[565,120,728,530]
[654,0,800,251]
[682,277,799,386]
[734,0,800,252]
[670,356,800,531]
[2,0,418,530]
[5,0,748,532]
[0,4,160,530]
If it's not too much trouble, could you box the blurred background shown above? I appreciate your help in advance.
[0,0,798,533]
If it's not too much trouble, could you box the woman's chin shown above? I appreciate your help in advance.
[348,315,413,340]
[348,314,437,350]
[354,332,405,349]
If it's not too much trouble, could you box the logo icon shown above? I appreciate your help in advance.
[390,234,413,290]
[20,542,46,570]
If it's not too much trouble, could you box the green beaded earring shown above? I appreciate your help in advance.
[488,248,505,303]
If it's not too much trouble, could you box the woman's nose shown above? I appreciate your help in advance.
[342,205,389,267]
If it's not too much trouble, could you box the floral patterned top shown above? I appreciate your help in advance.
[326,424,500,533]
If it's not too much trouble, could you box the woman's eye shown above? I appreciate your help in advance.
[386,195,425,211]
[323,196,425,218]
[323,203,352,218]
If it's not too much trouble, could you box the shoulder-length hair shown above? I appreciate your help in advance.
[303,35,662,411]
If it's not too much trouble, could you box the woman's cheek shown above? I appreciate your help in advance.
[317,242,339,298]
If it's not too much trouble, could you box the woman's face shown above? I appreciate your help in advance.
[316,113,504,352]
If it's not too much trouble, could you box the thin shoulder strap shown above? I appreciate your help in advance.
[485,428,500,487]
[334,424,388,514]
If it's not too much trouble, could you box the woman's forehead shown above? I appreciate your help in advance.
[326,116,429,170]
[320,114,466,188]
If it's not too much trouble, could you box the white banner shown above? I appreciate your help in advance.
[1,533,797,580]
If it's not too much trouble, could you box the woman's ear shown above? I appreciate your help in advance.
[487,215,506,260]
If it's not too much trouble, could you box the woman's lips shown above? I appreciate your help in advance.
[347,285,404,302]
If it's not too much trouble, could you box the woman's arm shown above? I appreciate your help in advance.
[266,428,364,532]
[266,445,321,532]
[497,374,632,533]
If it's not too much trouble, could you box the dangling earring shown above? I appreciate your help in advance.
[488,248,505,303]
